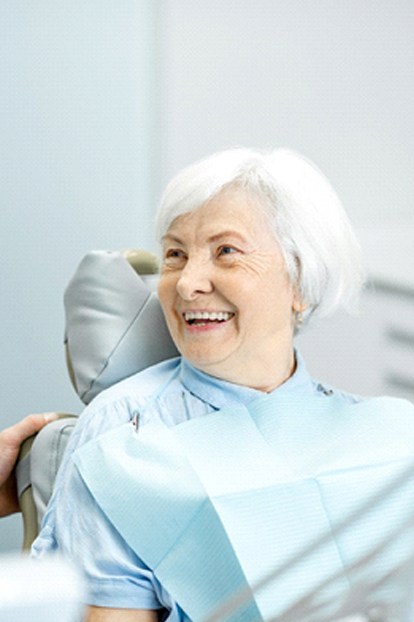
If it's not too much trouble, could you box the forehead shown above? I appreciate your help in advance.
[164,189,270,242]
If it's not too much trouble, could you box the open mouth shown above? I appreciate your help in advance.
[184,311,234,326]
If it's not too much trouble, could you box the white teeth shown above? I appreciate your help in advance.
[184,311,233,322]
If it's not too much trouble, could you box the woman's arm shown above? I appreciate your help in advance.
[86,606,160,621]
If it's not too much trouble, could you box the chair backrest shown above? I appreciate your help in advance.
[64,249,177,405]
[17,249,178,549]
[17,415,78,550]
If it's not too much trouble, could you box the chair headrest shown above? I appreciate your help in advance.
[64,249,178,404]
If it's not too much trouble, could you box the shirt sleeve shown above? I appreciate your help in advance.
[31,398,162,610]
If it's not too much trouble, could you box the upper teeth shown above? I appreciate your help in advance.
[184,311,232,321]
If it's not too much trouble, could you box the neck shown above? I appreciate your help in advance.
[199,347,296,393]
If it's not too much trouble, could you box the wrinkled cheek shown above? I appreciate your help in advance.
[157,279,175,315]
[165,312,181,340]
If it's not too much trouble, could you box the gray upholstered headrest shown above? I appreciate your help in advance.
[64,250,178,404]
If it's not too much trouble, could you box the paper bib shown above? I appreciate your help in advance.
[75,393,414,621]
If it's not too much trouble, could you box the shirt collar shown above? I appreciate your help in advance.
[179,350,314,411]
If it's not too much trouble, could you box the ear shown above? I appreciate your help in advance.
[291,288,309,330]
[291,286,308,314]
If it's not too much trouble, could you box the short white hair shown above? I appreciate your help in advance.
[155,148,366,323]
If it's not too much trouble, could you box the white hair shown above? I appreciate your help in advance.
[155,148,366,324]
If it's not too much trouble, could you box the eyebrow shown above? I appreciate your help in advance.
[161,233,184,244]
[162,230,249,245]
[207,231,248,244]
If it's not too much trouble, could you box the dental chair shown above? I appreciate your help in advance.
[16,249,178,550]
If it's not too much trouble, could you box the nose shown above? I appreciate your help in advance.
[176,256,214,300]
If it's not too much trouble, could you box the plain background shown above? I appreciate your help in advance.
[1,0,413,551]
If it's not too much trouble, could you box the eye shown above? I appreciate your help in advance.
[218,245,239,256]
[165,248,185,258]
[162,247,187,268]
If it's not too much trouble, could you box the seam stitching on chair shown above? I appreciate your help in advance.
[80,291,152,401]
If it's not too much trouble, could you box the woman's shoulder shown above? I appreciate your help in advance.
[68,357,182,449]
[89,356,182,409]
[329,386,414,430]
[308,376,364,407]
[310,376,414,420]
[352,394,414,418]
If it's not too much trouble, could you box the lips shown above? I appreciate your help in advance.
[183,310,234,325]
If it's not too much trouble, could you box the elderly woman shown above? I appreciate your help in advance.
[32,149,414,622]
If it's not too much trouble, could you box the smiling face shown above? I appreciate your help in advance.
[158,188,302,392]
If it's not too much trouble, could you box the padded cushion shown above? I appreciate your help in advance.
[31,416,78,528]
[17,415,78,548]
[64,250,178,404]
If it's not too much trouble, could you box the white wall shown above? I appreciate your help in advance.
[159,0,414,230]
[0,0,159,551]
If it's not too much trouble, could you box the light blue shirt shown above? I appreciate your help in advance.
[31,352,359,619]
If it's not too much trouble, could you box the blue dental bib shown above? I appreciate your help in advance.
[75,392,414,621]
